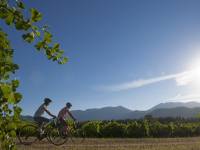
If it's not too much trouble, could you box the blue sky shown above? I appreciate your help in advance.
[2,0,200,116]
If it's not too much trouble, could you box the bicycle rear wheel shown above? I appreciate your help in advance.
[18,124,38,145]
[47,127,68,146]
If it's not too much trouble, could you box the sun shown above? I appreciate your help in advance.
[188,59,200,86]
[177,59,200,87]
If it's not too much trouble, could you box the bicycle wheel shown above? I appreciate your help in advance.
[47,126,68,146]
[18,124,38,145]
[69,127,86,144]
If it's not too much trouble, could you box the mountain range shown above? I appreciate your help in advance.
[22,101,200,121]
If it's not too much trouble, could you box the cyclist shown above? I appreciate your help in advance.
[33,98,56,128]
[57,102,76,134]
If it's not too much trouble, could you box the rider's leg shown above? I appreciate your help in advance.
[40,117,49,133]
[63,124,68,134]
[59,118,68,135]
[33,117,44,139]
[34,117,49,137]
[34,117,43,129]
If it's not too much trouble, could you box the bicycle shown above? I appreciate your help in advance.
[64,121,86,144]
[18,118,85,146]
[47,120,85,145]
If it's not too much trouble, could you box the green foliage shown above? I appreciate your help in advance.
[16,119,200,139]
[60,120,200,138]
[0,27,21,149]
[126,121,143,138]
[126,120,149,138]
[0,0,67,149]
[149,121,173,137]
[173,123,195,137]
[100,121,126,137]
[82,121,101,137]
[0,0,68,64]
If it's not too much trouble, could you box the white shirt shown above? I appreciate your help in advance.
[34,104,47,117]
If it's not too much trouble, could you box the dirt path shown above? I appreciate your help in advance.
[17,137,200,150]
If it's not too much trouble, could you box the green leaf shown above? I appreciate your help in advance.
[44,31,52,43]
[59,50,64,55]
[12,64,19,71]
[46,49,51,58]
[0,84,12,97]
[0,9,8,19]
[13,106,22,116]
[11,80,19,89]
[35,30,40,37]
[53,43,60,50]
[23,21,32,31]
[63,57,68,63]
[30,8,42,22]
[7,93,15,103]
[15,21,24,30]
[5,12,14,25]
[17,1,25,9]
[14,93,22,103]
[15,20,31,31]
[32,26,39,31]
[59,57,68,64]
[35,41,44,50]
[22,32,35,43]
[50,43,60,54]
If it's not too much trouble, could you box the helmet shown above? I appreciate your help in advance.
[44,98,52,104]
[66,102,72,108]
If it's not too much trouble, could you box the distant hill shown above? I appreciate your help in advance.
[72,106,132,121]
[148,107,200,118]
[149,101,200,111]
[21,101,200,121]
[125,110,147,119]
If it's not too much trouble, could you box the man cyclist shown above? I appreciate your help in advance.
[34,98,56,128]
[57,102,76,134]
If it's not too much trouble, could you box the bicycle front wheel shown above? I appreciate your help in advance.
[47,127,68,146]
[69,128,85,144]
[18,124,38,145]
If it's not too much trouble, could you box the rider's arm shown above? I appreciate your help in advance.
[67,110,76,121]
[44,106,56,118]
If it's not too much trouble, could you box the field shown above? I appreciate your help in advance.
[17,137,200,150]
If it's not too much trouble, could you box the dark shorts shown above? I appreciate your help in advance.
[34,116,49,126]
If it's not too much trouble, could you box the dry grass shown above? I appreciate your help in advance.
[17,137,200,150]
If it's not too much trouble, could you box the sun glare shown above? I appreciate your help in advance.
[188,59,200,86]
